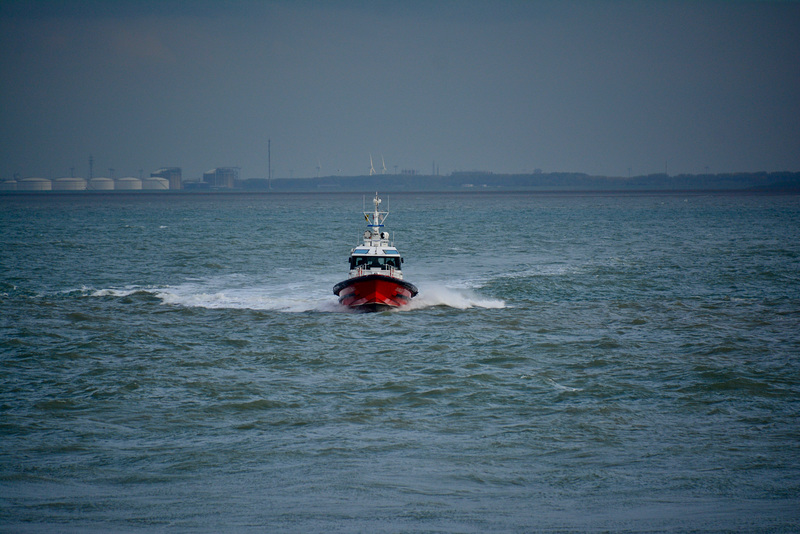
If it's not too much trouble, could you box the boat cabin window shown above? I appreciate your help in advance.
[350,256,401,269]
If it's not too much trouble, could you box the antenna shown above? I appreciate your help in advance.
[369,154,376,176]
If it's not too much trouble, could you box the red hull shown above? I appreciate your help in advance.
[333,274,418,311]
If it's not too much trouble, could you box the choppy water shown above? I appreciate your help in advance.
[1,191,799,532]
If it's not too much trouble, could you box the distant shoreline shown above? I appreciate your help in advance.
[2,171,798,194]
[3,189,799,198]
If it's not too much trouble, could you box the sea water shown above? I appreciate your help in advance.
[1,191,799,532]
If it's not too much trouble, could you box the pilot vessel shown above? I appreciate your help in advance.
[333,193,418,311]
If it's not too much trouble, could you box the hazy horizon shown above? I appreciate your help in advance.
[2,0,799,181]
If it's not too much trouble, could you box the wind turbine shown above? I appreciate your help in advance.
[381,155,387,175]
[369,154,376,176]
[317,160,321,178]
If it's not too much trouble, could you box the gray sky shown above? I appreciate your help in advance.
[2,0,799,180]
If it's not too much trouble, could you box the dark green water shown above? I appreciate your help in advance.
[2,192,799,531]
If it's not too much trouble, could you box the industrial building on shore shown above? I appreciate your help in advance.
[151,167,182,190]
[202,167,239,189]
[1,167,185,192]
[0,166,258,192]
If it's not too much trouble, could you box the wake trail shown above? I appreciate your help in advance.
[82,278,505,313]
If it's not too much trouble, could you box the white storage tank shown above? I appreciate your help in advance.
[87,177,115,190]
[53,177,87,191]
[115,177,142,190]
[142,177,169,190]
[0,179,17,191]
[17,177,52,191]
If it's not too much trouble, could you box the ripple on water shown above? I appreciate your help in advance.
[2,193,800,532]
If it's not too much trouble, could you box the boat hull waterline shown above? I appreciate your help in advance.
[334,274,418,311]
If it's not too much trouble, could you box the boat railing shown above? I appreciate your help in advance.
[353,265,401,279]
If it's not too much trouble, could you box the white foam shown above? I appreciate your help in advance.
[543,377,582,392]
[152,280,342,313]
[89,287,142,298]
[402,283,506,311]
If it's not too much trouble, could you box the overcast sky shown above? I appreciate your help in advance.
[1,0,799,180]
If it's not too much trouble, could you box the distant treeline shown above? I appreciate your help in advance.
[241,171,800,192]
